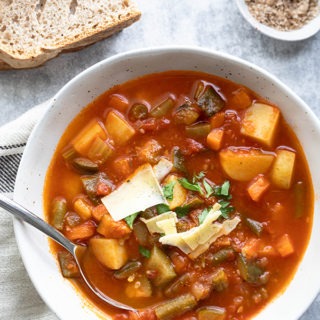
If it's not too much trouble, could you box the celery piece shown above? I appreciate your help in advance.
[87,136,114,164]
[51,197,67,231]
[150,97,175,118]
[185,122,211,138]
[155,293,197,320]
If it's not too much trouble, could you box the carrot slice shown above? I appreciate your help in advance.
[210,111,225,128]
[64,220,96,241]
[276,234,294,257]
[247,175,270,202]
[207,128,224,151]
[107,94,129,112]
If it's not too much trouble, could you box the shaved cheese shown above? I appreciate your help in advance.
[156,218,177,235]
[153,158,173,181]
[101,163,167,221]
[141,212,177,234]
[159,205,223,254]
[189,217,241,259]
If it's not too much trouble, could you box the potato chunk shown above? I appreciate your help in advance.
[219,148,275,181]
[105,110,135,145]
[241,103,280,147]
[90,238,128,270]
[270,149,296,189]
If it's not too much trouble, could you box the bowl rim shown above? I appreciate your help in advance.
[13,46,320,320]
[236,0,320,41]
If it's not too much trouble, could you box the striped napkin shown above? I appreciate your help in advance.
[0,100,58,320]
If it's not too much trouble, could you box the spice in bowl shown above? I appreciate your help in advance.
[245,0,319,31]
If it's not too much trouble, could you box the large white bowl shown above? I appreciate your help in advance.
[14,47,320,320]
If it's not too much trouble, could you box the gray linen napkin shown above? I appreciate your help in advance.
[0,101,58,320]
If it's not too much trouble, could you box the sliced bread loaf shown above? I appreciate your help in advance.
[0,0,141,69]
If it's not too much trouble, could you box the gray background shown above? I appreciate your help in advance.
[0,0,319,319]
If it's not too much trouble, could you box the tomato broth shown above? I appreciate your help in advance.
[44,71,313,320]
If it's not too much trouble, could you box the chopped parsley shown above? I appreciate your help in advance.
[198,207,212,224]
[203,179,214,197]
[156,203,170,214]
[163,181,176,200]
[178,177,203,194]
[139,246,151,258]
[124,211,140,229]
[218,200,235,219]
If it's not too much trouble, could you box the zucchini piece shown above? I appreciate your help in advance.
[145,246,177,287]
[125,275,152,298]
[197,306,226,320]
[237,254,269,286]
[129,103,149,121]
[173,103,200,125]
[172,147,186,173]
[72,157,99,174]
[51,196,67,231]
[211,268,228,292]
[155,293,197,320]
[185,122,211,138]
[150,97,175,118]
[196,85,225,117]
[58,251,80,278]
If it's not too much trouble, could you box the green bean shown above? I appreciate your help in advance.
[211,247,235,266]
[164,273,192,298]
[244,217,264,237]
[129,103,148,121]
[155,293,197,320]
[72,157,99,174]
[197,306,226,320]
[185,122,211,138]
[51,196,67,231]
[114,261,142,280]
[62,145,77,161]
[150,97,175,118]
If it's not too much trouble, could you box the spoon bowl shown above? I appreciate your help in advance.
[0,193,135,312]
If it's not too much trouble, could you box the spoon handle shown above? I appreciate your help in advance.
[0,194,74,253]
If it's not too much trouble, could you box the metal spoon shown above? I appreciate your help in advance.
[0,193,135,312]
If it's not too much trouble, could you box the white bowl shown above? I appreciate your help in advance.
[14,47,320,320]
[236,0,320,41]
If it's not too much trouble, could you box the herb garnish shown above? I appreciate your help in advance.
[139,246,151,258]
[178,177,203,194]
[163,181,176,200]
[124,212,140,229]
[198,207,212,224]
[156,203,170,214]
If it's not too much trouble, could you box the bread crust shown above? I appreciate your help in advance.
[0,1,141,69]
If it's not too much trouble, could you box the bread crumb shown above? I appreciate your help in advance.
[245,0,319,31]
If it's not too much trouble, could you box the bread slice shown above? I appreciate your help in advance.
[0,0,141,69]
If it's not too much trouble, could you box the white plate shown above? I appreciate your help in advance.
[236,0,320,41]
[14,47,320,320]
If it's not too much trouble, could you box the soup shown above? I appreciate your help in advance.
[44,71,313,320]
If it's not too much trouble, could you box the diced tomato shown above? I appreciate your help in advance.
[107,94,129,112]
[210,111,225,128]
[96,181,112,196]
[91,204,108,222]
[135,118,170,133]
[181,138,205,156]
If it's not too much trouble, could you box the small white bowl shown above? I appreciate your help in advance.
[236,0,320,41]
[13,47,320,320]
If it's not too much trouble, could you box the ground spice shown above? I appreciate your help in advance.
[245,0,319,31]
